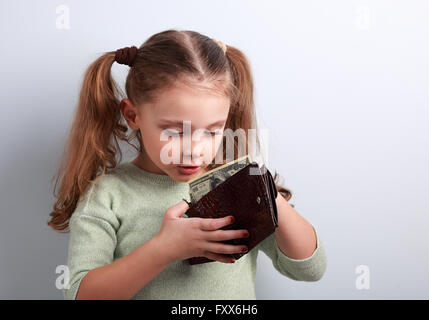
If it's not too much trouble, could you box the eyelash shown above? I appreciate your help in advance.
[166,130,222,136]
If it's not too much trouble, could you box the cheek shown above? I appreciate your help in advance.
[193,138,212,156]
[140,127,165,156]
[199,135,224,162]
[213,134,223,150]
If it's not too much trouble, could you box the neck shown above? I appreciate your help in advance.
[131,147,167,175]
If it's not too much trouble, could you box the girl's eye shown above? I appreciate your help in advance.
[205,130,222,136]
[165,130,222,136]
[165,129,182,136]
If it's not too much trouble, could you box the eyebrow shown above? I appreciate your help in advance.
[158,119,227,128]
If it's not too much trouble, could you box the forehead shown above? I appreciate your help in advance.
[149,81,230,120]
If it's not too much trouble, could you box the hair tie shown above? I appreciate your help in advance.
[115,46,138,66]
[212,39,227,54]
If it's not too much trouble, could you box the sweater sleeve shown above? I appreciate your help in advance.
[257,224,327,281]
[63,177,120,300]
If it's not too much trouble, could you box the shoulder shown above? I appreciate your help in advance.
[71,163,132,221]
[97,162,134,188]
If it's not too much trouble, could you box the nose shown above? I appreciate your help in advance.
[182,149,203,165]
[182,138,206,166]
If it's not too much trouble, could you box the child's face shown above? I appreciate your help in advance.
[121,80,230,182]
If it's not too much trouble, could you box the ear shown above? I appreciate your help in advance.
[120,99,140,130]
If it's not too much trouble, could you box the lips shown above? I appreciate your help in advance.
[178,163,201,167]
[178,165,201,175]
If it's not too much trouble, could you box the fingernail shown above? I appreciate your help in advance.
[230,216,235,223]
[230,259,236,263]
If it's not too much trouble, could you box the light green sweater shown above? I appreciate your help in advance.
[63,162,327,300]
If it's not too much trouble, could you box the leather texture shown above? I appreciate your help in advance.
[185,162,279,265]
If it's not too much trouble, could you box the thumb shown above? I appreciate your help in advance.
[167,200,190,218]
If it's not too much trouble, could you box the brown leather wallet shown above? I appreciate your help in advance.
[185,161,279,265]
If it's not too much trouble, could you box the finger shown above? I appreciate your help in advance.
[204,241,248,255]
[203,251,235,264]
[200,215,235,231]
[204,229,249,242]
[166,200,190,219]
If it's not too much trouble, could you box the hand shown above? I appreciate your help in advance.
[154,200,250,264]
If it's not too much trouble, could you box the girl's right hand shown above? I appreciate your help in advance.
[155,200,250,264]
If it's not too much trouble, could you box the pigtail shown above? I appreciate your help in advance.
[225,45,294,206]
[47,51,128,232]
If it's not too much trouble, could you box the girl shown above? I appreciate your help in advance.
[48,29,327,300]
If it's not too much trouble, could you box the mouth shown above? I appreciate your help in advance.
[177,165,201,175]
